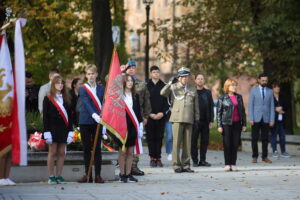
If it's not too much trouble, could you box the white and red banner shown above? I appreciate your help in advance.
[0,33,14,158]
[11,19,27,165]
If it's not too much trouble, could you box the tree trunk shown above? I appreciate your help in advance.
[92,0,113,82]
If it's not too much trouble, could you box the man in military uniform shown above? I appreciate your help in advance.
[161,67,200,173]
[124,60,151,176]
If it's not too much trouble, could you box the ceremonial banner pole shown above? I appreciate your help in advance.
[87,45,117,179]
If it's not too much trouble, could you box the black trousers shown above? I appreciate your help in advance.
[223,122,241,165]
[80,124,102,176]
[191,121,210,163]
[251,120,270,159]
[146,118,165,159]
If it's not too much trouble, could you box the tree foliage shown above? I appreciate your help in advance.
[1,0,94,84]
[153,0,300,81]
[111,0,128,64]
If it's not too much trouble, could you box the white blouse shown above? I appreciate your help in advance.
[55,93,64,105]
[124,92,133,108]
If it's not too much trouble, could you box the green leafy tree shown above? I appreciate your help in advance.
[153,0,300,132]
[1,0,94,84]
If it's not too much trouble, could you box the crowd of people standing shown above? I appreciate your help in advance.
[1,61,291,186]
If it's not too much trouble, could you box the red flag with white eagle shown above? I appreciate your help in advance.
[101,49,128,147]
[11,19,27,165]
[0,33,14,158]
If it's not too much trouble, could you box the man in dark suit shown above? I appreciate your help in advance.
[191,73,214,167]
[248,73,275,163]
[77,64,105,183]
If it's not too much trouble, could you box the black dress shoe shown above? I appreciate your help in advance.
[131,168,145,176]
[198,161,211,167]
[192,163,198,167]
[174,168,182,173]
[182,168,194,173]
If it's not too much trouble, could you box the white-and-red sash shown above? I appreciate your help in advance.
[82,83,102,113]
[124,98,143,155]
[46,94,69,127]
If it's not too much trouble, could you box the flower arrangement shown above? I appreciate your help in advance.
[67,127,83,151]
[27,132,47,151]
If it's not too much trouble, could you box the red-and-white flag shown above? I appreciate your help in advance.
[0,33,14,158]
[11,19,27,165]
[101,50,127,147]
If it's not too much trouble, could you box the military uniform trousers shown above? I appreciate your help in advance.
[172,122,193,170]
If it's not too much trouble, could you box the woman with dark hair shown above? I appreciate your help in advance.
[217,78,246,172]
[70,78,82,126]
[118,75,143,183]
[43,75,73,184]
[270,83,290,158]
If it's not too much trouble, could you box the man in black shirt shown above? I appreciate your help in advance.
[191,73,214,167]
[25,72,40,112]
[146,66,168,167]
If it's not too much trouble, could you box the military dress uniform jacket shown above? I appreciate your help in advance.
[161,82,200,124]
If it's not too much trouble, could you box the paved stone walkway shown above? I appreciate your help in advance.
[1,149,300,200]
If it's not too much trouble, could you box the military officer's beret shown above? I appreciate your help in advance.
[177,67,190,77]
[127,60,136,67]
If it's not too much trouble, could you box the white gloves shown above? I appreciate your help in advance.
[138,123,144,138]
[92,113,101,124]
[44,132,52,144]
[102,127,108,140]
[67,131,74,144]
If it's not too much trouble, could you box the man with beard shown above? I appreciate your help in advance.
[248,73,275,164]
[191,73,214,167]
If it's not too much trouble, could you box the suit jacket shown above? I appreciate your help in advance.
[38,82,51,114]
[248,86,275,123]
[161,81,200,124]
[78,83,105,125]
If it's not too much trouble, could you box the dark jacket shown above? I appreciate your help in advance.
[217,93,246,127]
[274,95,286,124]
[196,88,214,123]
[78,83,105,125]
[43,96,73,143]
[26,84,40,112]
[147,79,169,120]
[70,89,79,126]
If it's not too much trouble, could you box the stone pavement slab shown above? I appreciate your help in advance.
[1,150,300,200]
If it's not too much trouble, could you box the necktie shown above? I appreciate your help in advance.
[262,87,265,100]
